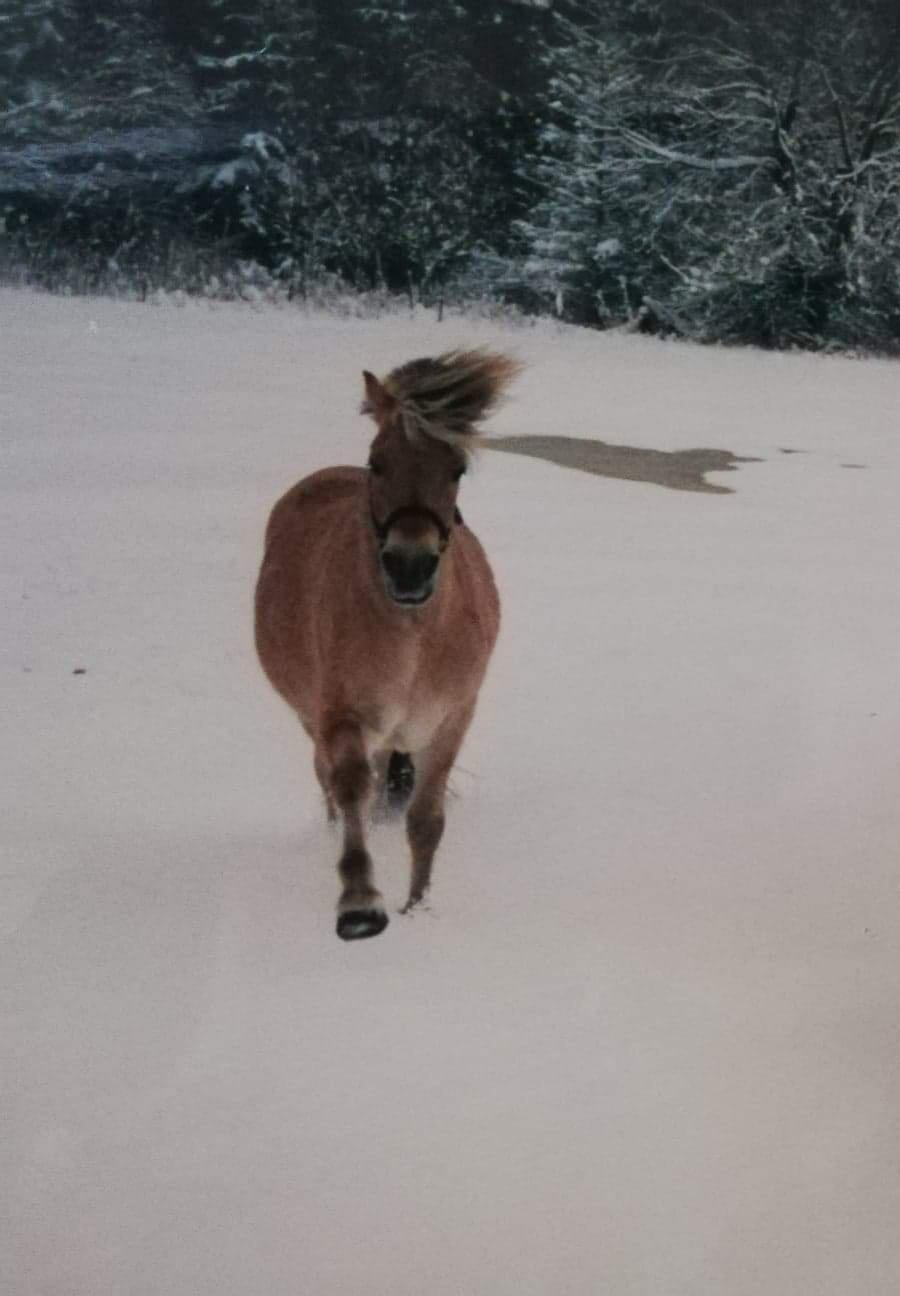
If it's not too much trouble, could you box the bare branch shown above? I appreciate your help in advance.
[619,129,774,173]
[820,65,854,173]
[860,66,900,165]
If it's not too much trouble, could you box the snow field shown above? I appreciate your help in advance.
[3,289,900,1295]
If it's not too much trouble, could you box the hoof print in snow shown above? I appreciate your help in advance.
[336,909,389,941]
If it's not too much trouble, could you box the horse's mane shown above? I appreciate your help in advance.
[383,349,520,449]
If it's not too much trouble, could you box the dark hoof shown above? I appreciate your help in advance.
[386,751,415,810]
[336,908,389,941]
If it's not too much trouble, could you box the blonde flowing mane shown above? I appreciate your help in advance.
[382,349,521,448]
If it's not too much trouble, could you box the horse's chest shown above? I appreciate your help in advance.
[355,604,486,756]
[360,644,458,755]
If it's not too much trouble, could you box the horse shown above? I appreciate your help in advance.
[254,349,519,939]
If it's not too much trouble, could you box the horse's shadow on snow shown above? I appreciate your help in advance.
[486,435,760,495]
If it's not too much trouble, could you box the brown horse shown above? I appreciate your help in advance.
[255,349,519,939]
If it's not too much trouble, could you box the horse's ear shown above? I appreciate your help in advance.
[361,370,396,421]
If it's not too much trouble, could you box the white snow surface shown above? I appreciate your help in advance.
[4,288,900,1295]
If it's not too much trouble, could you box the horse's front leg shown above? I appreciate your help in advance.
[319,718,387,940]
[403,703,475,913]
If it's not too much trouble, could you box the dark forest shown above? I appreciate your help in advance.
[2,0,899,350]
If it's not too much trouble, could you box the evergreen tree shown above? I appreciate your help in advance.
[187,0,316,275]
[518,0,667,321]
[0,0,77,140]
[302,0,551,295]
[1,0,194,139]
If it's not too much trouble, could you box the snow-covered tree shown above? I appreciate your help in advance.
[522,0,900,348]
[231,0,552,297]
[0,0,195,139]
[1,0,202,290]
[0,0,77,140]
[170,0,315,277]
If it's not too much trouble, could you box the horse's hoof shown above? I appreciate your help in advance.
[336,908,389,941]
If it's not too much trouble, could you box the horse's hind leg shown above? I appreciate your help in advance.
[369,749,413,821]
[386,751,415,812]
[319,718,388,940]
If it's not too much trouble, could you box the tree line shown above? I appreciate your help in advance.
[2,0,899,350]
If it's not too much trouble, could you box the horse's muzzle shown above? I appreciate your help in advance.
[380,548,440,606]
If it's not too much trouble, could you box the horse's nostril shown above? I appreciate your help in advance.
[382,551,403,581]
[382,549,438,593]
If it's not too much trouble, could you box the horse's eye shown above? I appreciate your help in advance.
[369,458,386,477]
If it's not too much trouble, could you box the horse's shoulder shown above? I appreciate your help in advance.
[264,466,364,544]
[457,522,498,589]
[450,524,501,642]
[281,465,365,510]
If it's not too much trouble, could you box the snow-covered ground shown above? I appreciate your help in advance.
[4,288,900,1295]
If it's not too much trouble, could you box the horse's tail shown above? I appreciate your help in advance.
[383,349,521,447]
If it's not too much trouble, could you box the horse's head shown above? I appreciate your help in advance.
[361,367,467,608]
[360,351,519,608]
